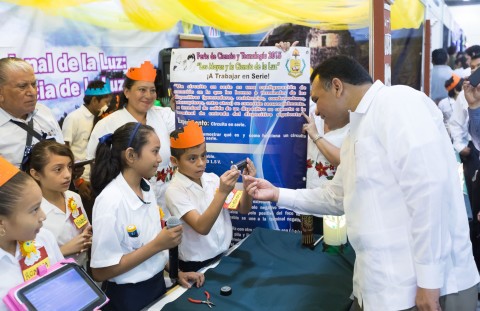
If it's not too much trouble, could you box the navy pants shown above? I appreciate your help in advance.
[102,270,166,311]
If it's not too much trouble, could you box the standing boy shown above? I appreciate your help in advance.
[165,120,256,272]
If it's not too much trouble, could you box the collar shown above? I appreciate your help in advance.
[174,171,205,189]
[351,80,384,115]
[80,104,95,118]
[0,106,37,126]
[115,173,153,210]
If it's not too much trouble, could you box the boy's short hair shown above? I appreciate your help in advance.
[83,80,111,105]
[170,129,189,159]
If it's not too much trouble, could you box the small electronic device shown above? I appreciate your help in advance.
[468,68,480,87]
[3,259,108,311]
[73,158,94,168]
[230,159,247,171]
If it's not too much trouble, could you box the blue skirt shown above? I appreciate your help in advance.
[102,270,166,311]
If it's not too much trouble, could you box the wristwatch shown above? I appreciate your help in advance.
[312,134,323,143]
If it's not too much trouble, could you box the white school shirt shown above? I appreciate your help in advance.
[0,104,64,168]
[41,190,89,267]
[165,171,232,262]
[90,173,167,284]
[86,107,175,208]
[448,91,471,152]
[0,228,64,311]
[62,105,95,180]
[277,81,479,311]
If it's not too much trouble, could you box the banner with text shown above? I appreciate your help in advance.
[170,47,310,242]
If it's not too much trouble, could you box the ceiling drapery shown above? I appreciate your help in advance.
[3,0,424,32]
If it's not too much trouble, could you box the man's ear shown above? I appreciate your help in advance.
[170,155,178,167]
[331,78,343,97]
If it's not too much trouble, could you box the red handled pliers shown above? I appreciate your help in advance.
[188,291,215,308]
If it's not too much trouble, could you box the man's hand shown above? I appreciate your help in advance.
[415,287,441,311]
[243,175,279,202]
[463,80,480,109]
[275,41,299,52]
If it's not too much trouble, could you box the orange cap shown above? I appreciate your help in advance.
[126,61,156,82]
[446,74,461,92]
[0,156,19,187]
[170,121,205,149]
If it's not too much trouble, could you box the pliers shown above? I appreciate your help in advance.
[188,290,215,308]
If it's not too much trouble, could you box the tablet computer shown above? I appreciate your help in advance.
[4,260,108,311]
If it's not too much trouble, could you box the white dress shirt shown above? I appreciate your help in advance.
[86,107,175,207]
[448,91,470,152]
[41,190,89,267]
[0,104,64,168]
[0,228,64,311]
[62,105,95,179]
[90,173,167,284]
[165,171,232,262]
[277,81,479,311]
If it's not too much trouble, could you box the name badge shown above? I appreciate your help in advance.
[18,241,50,281]
[67,197,87,229]
[222,189,243,210]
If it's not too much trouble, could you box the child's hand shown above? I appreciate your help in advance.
[178,271,205,288]
[218,169,240,194]
[61,224,92,256]
[154,225,183,251]
[242,158,256,177]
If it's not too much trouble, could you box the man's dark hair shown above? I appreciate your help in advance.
[310,55,372,89]
[465,45,480,61]
[432,49,448,65]
[447,45,457,56]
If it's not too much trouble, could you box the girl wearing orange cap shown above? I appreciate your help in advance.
[86,61,176,214]
[0,156,63,311]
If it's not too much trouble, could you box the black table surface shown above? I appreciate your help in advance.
[162,227,355,311]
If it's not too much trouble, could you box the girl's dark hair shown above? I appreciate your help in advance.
[26,140,74,174]
[445,76,464,98]
[83,80,111,106]
[118,77,137,109]
[91,122,155,195]
[0,172,33,216]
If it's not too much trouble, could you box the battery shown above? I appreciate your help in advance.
[127,225,139,237]
[230,159,247,171]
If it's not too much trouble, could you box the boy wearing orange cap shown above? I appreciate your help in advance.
[165,121,256,272]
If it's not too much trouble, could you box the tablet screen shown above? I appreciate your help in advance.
[19,265,104,311]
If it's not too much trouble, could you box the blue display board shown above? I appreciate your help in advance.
[171,47,310,242]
